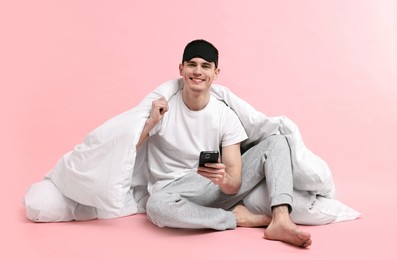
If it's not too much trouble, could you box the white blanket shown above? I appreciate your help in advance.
[48,79,359,223]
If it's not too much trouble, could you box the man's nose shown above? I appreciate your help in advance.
[193,66,202,74]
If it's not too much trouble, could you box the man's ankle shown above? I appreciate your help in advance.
[271,204,290,219]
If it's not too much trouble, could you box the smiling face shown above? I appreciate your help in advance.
[179,57,220,94]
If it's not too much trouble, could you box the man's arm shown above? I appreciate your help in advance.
[136,97,168,148]
[197,143,242,194]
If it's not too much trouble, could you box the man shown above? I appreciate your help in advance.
[24,39,312,248]
[137,39,311,248]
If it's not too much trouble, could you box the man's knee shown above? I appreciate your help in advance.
[146,193,164,226]
[24,179,77,222]
[146,192,178,227]
[255,135,290,159]
[263,135,288,148]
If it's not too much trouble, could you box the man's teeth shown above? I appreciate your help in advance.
[190,78,203,82]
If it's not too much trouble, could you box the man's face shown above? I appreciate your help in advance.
[179,57,220,93]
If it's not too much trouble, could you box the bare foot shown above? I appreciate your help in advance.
[264,218,312,248]
[232,205,271,227]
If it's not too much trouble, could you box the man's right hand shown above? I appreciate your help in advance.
[148,96,169,125]
[137,97,168,148]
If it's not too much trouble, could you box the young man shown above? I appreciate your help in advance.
[24,39,312,248]
[138,39,312,248]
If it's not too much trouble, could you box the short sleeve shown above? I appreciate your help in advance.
[221,108,248,147]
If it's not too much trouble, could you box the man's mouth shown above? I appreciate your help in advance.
[189,77,205,83]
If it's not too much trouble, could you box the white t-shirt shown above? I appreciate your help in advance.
[147,89,248,194]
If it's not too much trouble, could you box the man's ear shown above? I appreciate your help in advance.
[179,63,184,76]
[214,68,220,80]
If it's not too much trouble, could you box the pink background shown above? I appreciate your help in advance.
[1,0,396,259]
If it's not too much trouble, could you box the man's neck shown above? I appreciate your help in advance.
[181,89,210,111]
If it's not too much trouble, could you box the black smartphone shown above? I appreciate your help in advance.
[199,151,219,167]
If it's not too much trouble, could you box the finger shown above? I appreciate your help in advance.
[158,99,168,114]
[160,103,168,114]
[153,102,167,114]
[159,105,166,114]
[203,163,223,169]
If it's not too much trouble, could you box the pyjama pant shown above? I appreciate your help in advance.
[145,135,293,230]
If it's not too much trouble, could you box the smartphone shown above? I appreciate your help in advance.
[199,151,219,167]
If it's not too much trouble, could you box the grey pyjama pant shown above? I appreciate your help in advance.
[145,135,293,230]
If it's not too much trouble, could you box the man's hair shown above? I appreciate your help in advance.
[182,39,219,68]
